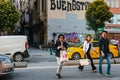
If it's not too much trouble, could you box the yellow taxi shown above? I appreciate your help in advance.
[66,41,119,60]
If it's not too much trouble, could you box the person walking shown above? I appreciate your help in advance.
[99,31,112,76]
[50,40,55,55]
[55,34,68,79]
[110,36,119,51]
[110,37,119,47]
[78,35,97,72]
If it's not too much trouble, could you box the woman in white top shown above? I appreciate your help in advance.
[78,35,97,72]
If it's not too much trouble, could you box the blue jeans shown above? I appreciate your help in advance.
[99,53,111,74]
[50,47,55,55]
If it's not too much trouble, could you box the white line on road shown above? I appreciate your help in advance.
[15,66,77,70]
[15,64,120,70]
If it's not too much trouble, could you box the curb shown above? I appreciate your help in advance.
[63,59,120,66]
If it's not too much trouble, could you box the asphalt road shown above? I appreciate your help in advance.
[1,63,120,80]
[0,47,120,80]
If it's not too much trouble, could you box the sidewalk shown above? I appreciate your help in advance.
[28,47,51,56]
[28,47,120,65]
[63,58,120,66]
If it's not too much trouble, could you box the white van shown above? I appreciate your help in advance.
[0,36,29,62]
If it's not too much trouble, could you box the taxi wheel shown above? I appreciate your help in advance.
[72,52,81,60]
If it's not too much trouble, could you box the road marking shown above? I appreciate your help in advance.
[15,66,77,70]
[15,64,120,70]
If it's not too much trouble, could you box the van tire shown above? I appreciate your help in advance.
[72,52,81,60]
[13,53,23,62]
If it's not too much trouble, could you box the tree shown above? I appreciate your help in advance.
[85,0,113,39]
[0,0,10,2]
[0,0,4,3]
[0,1,20,34]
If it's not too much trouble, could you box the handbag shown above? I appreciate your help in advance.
[79,59,90,66]
[63,60,79,66]
[60,50,69,62]
[79,43,91,66]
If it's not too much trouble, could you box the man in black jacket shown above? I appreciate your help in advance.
[99,31,112,76]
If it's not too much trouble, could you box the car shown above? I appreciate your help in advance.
[0,36,29,62]
[66,41,119,60]
[0,54,14,75]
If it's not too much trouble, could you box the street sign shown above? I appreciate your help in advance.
[98,27,104,31]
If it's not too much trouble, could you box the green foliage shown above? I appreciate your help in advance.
[0,0,4,3]
[0,1,20,32]
[85,0,113,32]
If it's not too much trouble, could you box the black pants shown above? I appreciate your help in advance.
[78,53,96,70]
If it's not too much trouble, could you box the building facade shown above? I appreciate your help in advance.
[27,0,120,45]
[47,0,95,42]
[105,0,120,39]
[10,0,46,46]
[11,0,29,34]
[28,0,47,46]
[31,0,95,46]
[28,0,94,45]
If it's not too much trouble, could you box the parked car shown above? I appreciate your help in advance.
[0,54,14,75]
[66,41,119,60]
[0,36,29,62]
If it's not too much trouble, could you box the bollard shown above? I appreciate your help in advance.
[14,62,27,68]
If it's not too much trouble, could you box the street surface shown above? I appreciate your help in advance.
[0,47,120,80]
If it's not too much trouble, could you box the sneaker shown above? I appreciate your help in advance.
[56,73,62,79]
[99,73,105,76]
[78,66,84,71]
[105,74,112,77]
[92,69,97,73]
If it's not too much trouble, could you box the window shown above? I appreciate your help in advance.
[42,0,46,11]
[111,0,115,8]
[116,0,119,8]
[113,14,117,24]
[106,0,110,7]
[116,15,120,24]
[34,0,37,9]
[111,14,120,24]
[44,0,46,11]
